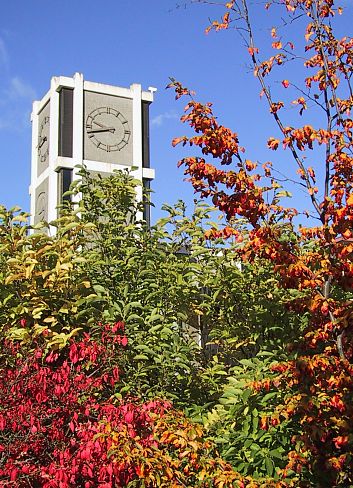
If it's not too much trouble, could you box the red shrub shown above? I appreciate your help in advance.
[0,323,171,487]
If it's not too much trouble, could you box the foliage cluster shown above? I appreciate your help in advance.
[1,0,353,485]
[169,0,353,486]
[0,325,250,487]
[0,172,293,487]
[0,206,101,350]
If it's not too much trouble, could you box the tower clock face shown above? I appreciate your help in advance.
[38,115,50,163]
[86,107,131,152]
[36,191,46,220]
[34,178,48,225]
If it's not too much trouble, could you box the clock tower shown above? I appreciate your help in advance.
[29,72,156,227]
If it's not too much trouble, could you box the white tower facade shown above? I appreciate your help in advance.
[29,73,155,226]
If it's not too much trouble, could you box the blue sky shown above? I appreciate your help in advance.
[0,0,352,224]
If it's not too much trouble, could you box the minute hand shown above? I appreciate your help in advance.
[87,127,115,133]
[37,136,47,149]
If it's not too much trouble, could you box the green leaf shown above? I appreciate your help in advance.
[242,389,251,402]
[265,457,274,477]
[93,284,106,294]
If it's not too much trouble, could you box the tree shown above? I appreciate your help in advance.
[170,0,353,485]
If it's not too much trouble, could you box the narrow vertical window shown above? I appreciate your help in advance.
[142,101,150,168]
[58,88,74,157]
[58,168,73,205]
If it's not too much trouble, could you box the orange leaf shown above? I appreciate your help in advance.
[248,46,259,56]
[267,137,280,150]
[172,137,186,147]
[272,41,282,49]
[307,167,316,180]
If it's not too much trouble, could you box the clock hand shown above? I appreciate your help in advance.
[37,136,47,149]
[92,120,110,129]
[87,127,115,133]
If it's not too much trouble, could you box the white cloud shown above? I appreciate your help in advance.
[0,77,36,131]
[151,110,179,127]
[7,77,36,101]
[0,36,36,131]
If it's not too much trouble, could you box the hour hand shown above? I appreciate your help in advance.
[37,136,47,149]
[87,127,115,134]
[88,120,115,133]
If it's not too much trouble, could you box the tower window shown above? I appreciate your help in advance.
[58,168,73,205]
[58,88,73,157]
[142,101,150,168]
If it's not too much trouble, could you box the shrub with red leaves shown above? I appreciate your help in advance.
[0,322,252,488]
[0,322,167,487]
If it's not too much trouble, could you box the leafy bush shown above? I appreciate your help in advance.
[0,168,315,486]
[0,326,270,488]
[0,205,105,351]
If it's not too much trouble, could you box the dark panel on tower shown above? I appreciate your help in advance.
[58,168,73,204]
[142,101,150,168]
[58,88,73,157]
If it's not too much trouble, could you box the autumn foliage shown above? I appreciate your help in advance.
[0,322,251,487]
[1,0,353,486]
[170,0,353,485]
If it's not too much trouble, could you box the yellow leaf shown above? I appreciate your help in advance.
[43,316,56,323]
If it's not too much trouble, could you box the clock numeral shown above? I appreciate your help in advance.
[41,149,49,162]
[106,145,111,152]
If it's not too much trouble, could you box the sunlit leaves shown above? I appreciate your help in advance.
[170,0,353,485]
